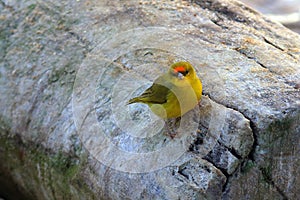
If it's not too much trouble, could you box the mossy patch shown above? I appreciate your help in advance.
[27,4,37,13]
[253,112,300,193]
[258,113,300,156]
[260,165,273,184]
[241,160,255,174]
[0,133,95,199]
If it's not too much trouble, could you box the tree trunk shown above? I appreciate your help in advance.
[0,0,299,199]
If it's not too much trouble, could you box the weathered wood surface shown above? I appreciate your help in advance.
[0,0,299,199]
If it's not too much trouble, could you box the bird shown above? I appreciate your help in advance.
[128,61,202,119]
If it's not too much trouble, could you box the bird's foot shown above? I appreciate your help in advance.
[163,130,176,139]
[197,101,203,108]
[163,118,181,139]
[168,132,177,139]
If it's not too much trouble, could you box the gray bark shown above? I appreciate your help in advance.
[0,0,299,199]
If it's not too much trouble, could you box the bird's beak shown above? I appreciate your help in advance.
[177,72,184,80]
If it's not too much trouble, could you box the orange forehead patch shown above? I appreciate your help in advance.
[174,66,185,72]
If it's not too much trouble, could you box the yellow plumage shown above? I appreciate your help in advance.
[128,61,202,119]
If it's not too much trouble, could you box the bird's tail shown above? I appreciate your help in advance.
[127,97,143,105]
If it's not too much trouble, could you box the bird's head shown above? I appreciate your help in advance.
[169,61,196,82]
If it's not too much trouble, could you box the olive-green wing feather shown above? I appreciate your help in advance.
[128,76,172,105]
[128,83,170,104]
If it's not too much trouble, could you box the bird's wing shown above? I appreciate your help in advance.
[137,82,170,104]
[129,74,174,104]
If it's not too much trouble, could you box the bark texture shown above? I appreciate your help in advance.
[0,0,299,199]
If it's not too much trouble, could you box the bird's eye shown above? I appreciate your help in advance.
[181,70,189,76]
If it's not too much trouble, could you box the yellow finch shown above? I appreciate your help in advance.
[128,61,202,119]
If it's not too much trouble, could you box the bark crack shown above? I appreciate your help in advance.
[260,166,289,200]
[263,37,298,60]
[203,94,289,200]
[263,37,284,51]
[68,31,93,55]
[0,0,14,11]
[196,94,256,193]
[233,47,269,70]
